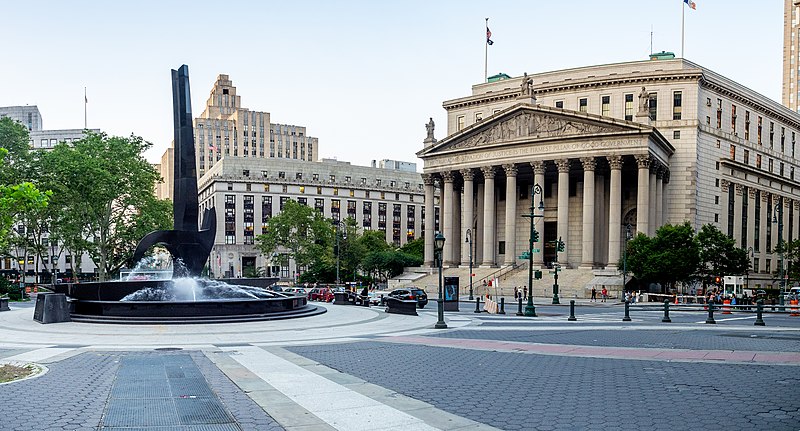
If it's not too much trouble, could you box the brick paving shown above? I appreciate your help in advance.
[288,341,800,431]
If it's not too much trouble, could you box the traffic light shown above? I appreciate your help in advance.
[714,276,721,284]
[557,237,565,252]
[534,270,542,280]
[532,229,540,243]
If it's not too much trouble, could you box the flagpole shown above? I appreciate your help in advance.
[84,86,87,129]
[484,18,489,83]
[681,1,685,58]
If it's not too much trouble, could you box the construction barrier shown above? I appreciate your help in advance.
[484,298,499,314]
[722,299,732,314]
[791,299,799,317]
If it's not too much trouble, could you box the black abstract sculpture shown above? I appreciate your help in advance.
[132,65,216,278]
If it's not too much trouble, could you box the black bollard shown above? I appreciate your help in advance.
[706,302,716,324]
[568,300,577,321]
[622,301,632,322]
[754,300,765,326]
[499,297,506,314]
[474,297,481,313]
[516,296,524,316]
[662,300,671,323]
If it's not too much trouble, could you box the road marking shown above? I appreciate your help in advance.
[225,346,439,431]
[694,315,757,324]
[3,347,75,363]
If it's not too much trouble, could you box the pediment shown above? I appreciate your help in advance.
[422,104,652,156]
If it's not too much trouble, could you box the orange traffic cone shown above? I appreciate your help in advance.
[790,299,799,317]
[722,299,732,314]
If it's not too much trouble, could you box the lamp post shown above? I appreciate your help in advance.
[522,183,544,317]
[746,246,754,292]
[333,219,347,286]
[434,233,447,329]
[465,228,474,300]
[50,239,57,285]
[772,203,785,296]
[622,224,632,298]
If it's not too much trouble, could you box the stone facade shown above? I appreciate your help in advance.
[421,58,800,291]
[197,157,435,279]
[784,0,800,111]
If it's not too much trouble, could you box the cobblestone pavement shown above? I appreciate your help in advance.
[0,350,282,431]
[423,328,800,352]
[288,341,800,431]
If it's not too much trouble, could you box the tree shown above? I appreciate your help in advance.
[36,132,169,281]
[400,237,424,261]
[0,117,33,185]
[696,224,750,288]
[255,199,334,277]
[624,222,700,293]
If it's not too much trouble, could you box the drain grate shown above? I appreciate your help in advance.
[103,398,180,427]
[169,377,216,397]
[175,397,235,425]
[111,379,171,399]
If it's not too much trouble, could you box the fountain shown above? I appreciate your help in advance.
[50,65,324,323]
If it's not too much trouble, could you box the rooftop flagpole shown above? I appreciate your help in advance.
[681,0,685,58]
[84,87,87,129]
[484,18,489,83]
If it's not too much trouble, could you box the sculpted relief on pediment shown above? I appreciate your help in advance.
[446,112,623,151]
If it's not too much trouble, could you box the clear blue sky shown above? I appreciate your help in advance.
[0,1,783,168]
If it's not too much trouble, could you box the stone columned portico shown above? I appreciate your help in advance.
[417,102,673,294]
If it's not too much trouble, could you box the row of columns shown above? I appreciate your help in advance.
[423,154,670,269]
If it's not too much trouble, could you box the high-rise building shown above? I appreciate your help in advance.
[0,106,42,131]
[193,74,319,178]
[783,0,800,111]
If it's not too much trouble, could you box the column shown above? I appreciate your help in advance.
[580,157,596,269]
[452,181,462,267]
[720,180,730,234]
[635,155,651,235]
[531,160,546,267]
[662,170,670,225]
[556,159,570,265]
[503,164,518,266]
[423,173,435,267]
[606,155,623,270]
[648,162,658,236]
[733,184,744,247]
[759,191,768,257]
[461,169,474,266]
[746,188,756,251]
[442,171,456,265]
[481,166,496,267]
[783,197,790,248]
[476,183,485,265]
[655,167,665,229]
[794,200,800,243]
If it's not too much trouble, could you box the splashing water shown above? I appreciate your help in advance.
[120,277,279,301]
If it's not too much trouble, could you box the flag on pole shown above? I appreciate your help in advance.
[486,27,494,45]
[684,0,696,10]
[209,144,217,151]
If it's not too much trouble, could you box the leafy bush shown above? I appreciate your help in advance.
[0,278,23,300]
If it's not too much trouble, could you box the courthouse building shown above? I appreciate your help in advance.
[418,57,800,291]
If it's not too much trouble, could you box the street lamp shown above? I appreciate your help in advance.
[333,219,347,286]
[434,233,447,329]
[772,203,785,298]
[50,238,57,285]
[522,183,544,317]
[622,224,632,299]
[746,246,754,293]
[465,228,474,300]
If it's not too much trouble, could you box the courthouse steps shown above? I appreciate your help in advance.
[392,266,624,299]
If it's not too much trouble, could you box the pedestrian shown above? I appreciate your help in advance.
[514,286,519,300]
[601,287,608,303]
[591,287,597,302]
[523,286,528,301]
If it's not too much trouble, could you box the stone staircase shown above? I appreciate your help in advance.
[393,265,625,300]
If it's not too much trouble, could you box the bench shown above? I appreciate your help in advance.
[385,298,418,316]
[0,297,9,312]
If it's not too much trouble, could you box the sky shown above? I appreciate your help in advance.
[0,1,784,169]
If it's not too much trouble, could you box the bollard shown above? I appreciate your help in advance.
[474,297,481,313]
[662,300,671,323]
[516,296,524,316]
[779,295,785,313]
[754,300,765,326]
[622,301,632,322]
[499,297,506,315]
[568,300,577,321]
[705,302,716,324]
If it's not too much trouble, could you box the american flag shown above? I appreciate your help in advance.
[486,27,494,45]
[684,0,696,10]
[209,144,217,151]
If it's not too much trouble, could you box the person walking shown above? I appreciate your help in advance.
[601,287,608,303]
[591,287,597,302]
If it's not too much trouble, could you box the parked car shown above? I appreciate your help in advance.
[269,286,284,292]
[382,287,428,308]
[369,290,393,306]
[284,287,307,296]
[308,287,334,302]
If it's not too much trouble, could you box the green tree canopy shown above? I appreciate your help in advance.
[696,224,750,285]
[255,199,334,272]
[624,222,700,292]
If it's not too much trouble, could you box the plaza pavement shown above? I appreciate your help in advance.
[0,296,799,430]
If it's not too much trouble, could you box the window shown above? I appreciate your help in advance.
[745,111,750,141]
[754,190,761,252]
[296,172,302,180]
[744,149,750,164]
[673,131,680,139]
[314,198,324,213]
[329,174,336,182]
[281,185,288,193]
[313,173,319,181]
[781,162,785,177]
[770,122,774,148]
[242,170,250,177]
[278,171,285,179]
[333,187,339,196]
[756,154,762,169]
[716,99,722,129]
[769,158,774,173]
[624,94,633,121]
[555,100,564,109]
[648,93,657,121]
[672,91,682,120]
[715,196,720,205]
[731,105,737,134]
[781,127,786,153]
[757,116,763,145]
[457,116,465,131]
[579,98,587,112]
[299,186,305,194]
[730,145,736,160]
[279,196,289,210]
[475,112,483,122]
[601,95,610,117]
[316,186,322,194]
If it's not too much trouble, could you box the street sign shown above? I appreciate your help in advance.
[532,248,540,253]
